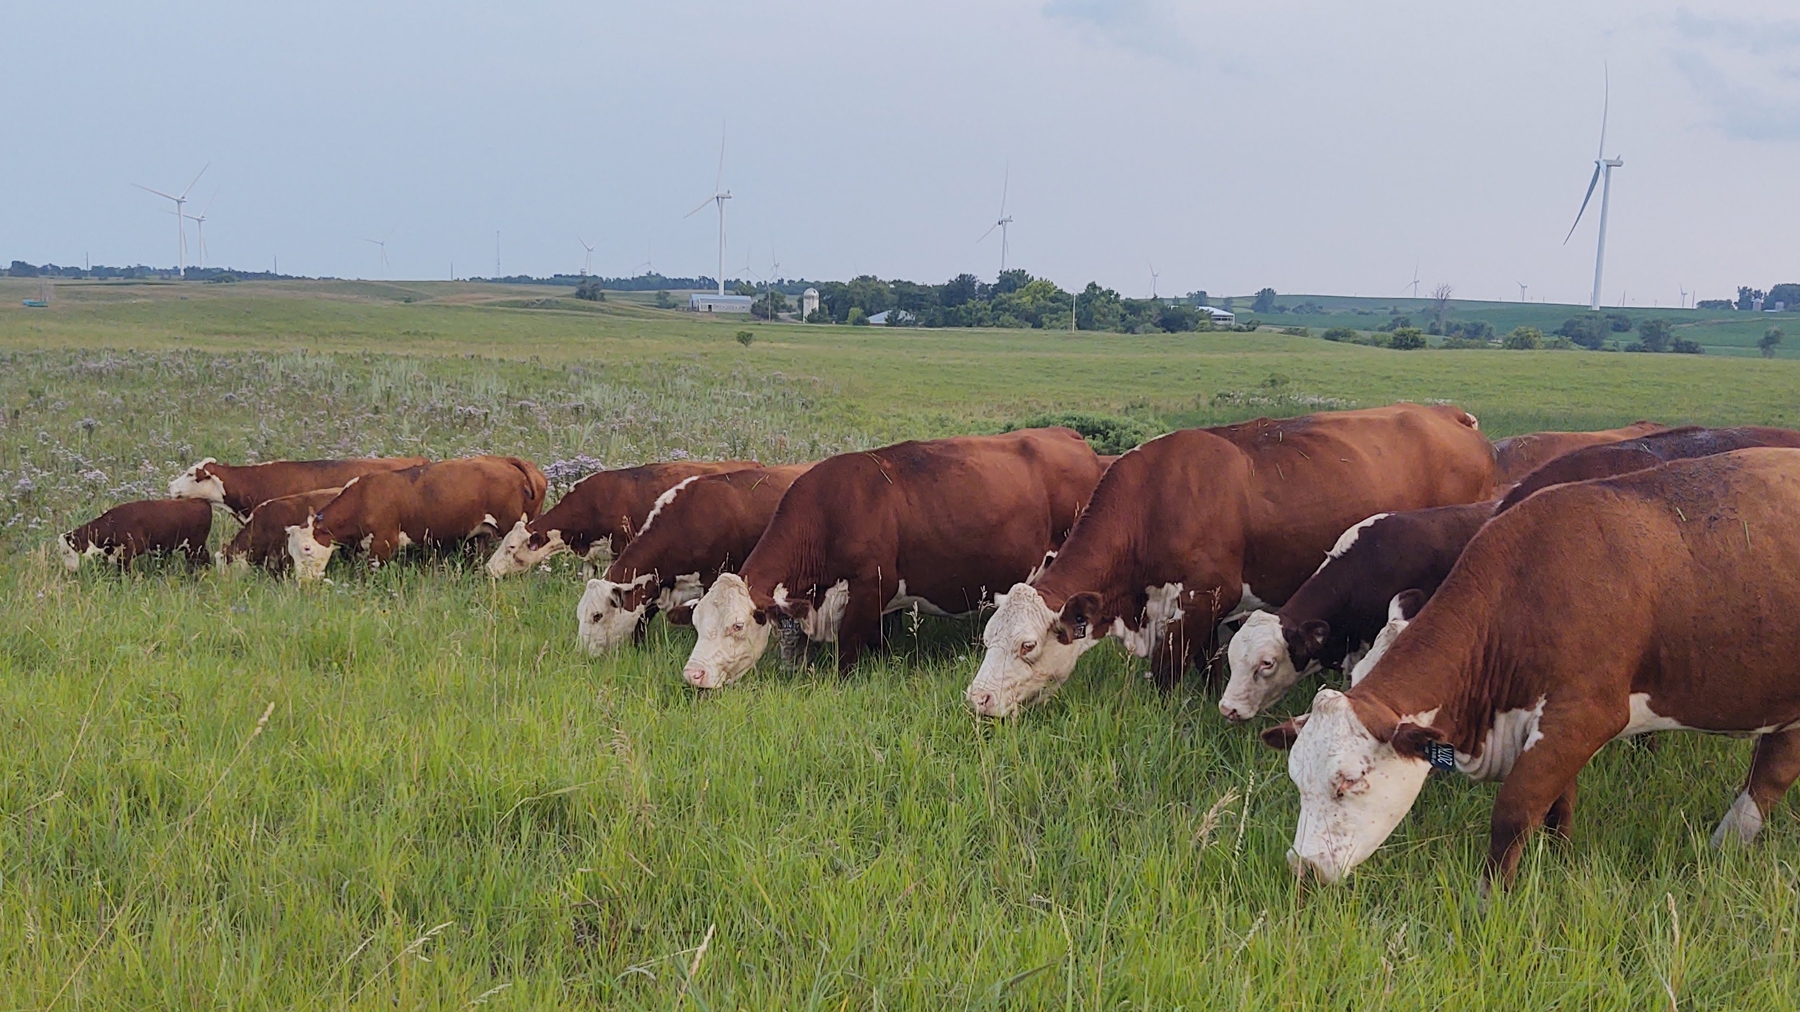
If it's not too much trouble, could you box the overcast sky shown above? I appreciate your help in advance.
[4,1,1796,305]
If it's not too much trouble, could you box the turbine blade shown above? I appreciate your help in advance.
[1563,163,1603,244]
[196,188,219,218]
[716,123,726,192]
[978,221,999,243]
[135,183,179,201]
[999,163,1009,216]
[684,196,715,218]
[179,163,209,200]
[1598,64,1610,159]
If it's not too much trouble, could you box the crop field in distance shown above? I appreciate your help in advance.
[3,279,1800,1008]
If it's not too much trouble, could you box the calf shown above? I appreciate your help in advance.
[1220,501,1493,721]
[288,456,547,580]
[682,428,1106,688]
[219,487,343,574]
[1489,421,1663,486]
[576,463,813,653]
[486,459,758,577]
[170,456,429,520]
[1264,449,1800,889]
[1498,425,1800,511]
[59,498,212,572]
[966,403,1495,718]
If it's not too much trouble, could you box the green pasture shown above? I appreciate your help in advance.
[2,281,1799,1008]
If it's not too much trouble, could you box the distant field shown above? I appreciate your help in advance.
[1234,291,1799,357]
[3,281,1800,1008]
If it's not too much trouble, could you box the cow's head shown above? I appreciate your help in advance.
[682,572,772,688]
[1347,590,1425,685]
[964,584,1101,718]
[1220,611,1328,722]
[577,574,660,655]
[168,458,225,503]
[285,515,336,581]
[1262,688,1441,883]
[487,519,560,577]
[57,533,86,573]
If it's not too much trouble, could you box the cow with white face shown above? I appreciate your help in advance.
[683,430,1109,689]
[964,585,1103,718]
[1265,449,1800,890]
[485,460,756,578]
[965,404,1496,719]
[577,464,811,656]
[169,455,429,520]
[1219,502,1492,722]
[683,573,774,688]
[167,457,227,505]
[59,498,214,573]
[1268,689,1437,884]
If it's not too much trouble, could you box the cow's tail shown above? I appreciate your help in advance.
[505,457,548,504]
[1451,407,1479,431]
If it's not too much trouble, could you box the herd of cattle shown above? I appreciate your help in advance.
[53,404,1800,890]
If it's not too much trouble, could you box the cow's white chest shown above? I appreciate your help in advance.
[1111,582,1185,657]
[775,580,852,642]
[1455,697,1547,782]
[657,572,706,611]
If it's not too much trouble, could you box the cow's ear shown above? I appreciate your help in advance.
[1055,592,1102,644]
[1261,713,1309,750]
[1296,619,1331,653]
[752,608,768,626]
[1392,588,1427,621]
[607,586,626,608]
[1388,721,1446,760]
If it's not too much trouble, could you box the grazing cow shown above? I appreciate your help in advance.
[486,460,758,577]
[59,498,212,572]
[576,463,813,654]
[169,456,429,520]
[218,487,343,574]
[965,404,1495,719]
[1262,449,1800,889]
[1489,421,1663,486]
[681,428,1107,689]
[288,456,547,580]
[1220,501,1494,721]
[1497,425,1800,512]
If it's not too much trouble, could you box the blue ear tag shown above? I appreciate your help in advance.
[1424,741,1458,772]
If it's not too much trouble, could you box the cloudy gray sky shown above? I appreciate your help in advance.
[5,1,1796,305]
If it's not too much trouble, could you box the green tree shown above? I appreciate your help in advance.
[1320,327,1356,342]
[1389,327,1427,350]
[1556,314,1606,350]
[1766,284,1800,309]
[1637,318,1673,353]
[1502,326,1543,350]
[735,330,754,346]
[992,269,1032,296]
[654,290,676,309]
[1252,288,1278,313]
[573,279,605,302]
[1761,326,1784,358]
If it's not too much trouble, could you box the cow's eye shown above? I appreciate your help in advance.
[591,613,604,623]
[1018,639,1038,658]
[731,621,745,634]
[1257,658,1275,673]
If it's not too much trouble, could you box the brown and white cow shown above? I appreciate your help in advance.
[288,456,547,580]
[576,463,814,654]
[1263,448,1800,889]
[486,459,758,577]
[1497,425,1800,512]
[218,487,343,574]
[681,428,1107,689]
[169,456,429,520]
[965,404,1495,718]
[1220,500,1495,722]
[1489,421,1663,486]
[59,498,213,572]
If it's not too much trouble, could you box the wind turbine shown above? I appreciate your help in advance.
[363,228,394,278]
[1564,68,1624,312]
[1402,261,1421,299]
[1679,285,1688,309]
[134,164,208,277]
[1149,261,1161,300]
[685,124,732,296]
[182,189,219,271]
[578,236,595,276]
[1518,281,1528,303]
[640,242,656,276]
[978,165,1014,275]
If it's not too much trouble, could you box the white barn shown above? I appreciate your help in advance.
[689,293,754,313]
[1198,306,1236,325]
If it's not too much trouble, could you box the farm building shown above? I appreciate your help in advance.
[801,288,820,319]
[689,293,754,313]
[1198,306,1236,325]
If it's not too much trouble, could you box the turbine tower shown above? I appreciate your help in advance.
[978,165,1014,275]
[578,236,595,276]
[1402,261,1421,299]
[182,189,219,271]
[1564,70,1623,312]
[685,125,732,296]
[363,228,394,278]
[1518,281,1528,303]
[1149,261,1161,300]
[134,164,208,277]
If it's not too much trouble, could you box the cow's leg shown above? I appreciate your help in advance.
[1543,779,1579,839]
[1713,727,1800,847]
[365,535,399,569]
[1484,705,1620,891]
[834,579,885,674]
[183,539,210,571]
[1148,611,1208,692]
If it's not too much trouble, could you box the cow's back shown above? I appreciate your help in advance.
[1491,421,1665,485]
[1498,425,1800,512]
[534,459,758,548]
